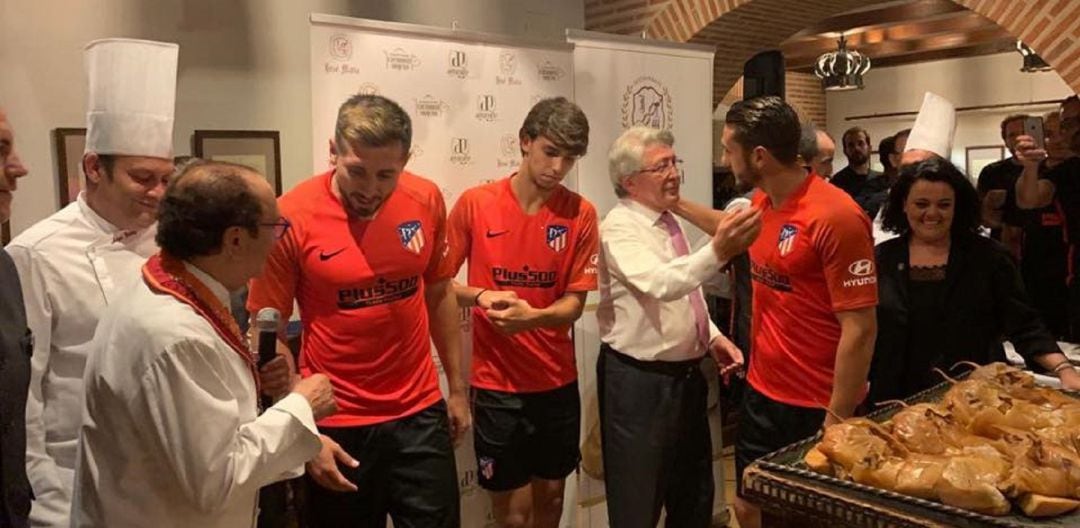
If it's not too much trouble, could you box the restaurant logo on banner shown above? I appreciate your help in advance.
[497,133,519,169]
[499,134,518,157]
[538,60,566,81]
[415,95,449,118]
[459,468,479,497]
[621,76,674,130]
[475,95,498,122]
[383,48,421,71]
[458,306,471,331]
[329,34,352,60]
[440,185,455,203]
[450,138,474,166]
[447,50,470,78]
[497,51,522,86]
[499,51,517,76]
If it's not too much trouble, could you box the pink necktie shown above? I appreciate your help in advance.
[659,211,711,350]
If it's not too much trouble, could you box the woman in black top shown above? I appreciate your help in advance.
[867,157,1080,404]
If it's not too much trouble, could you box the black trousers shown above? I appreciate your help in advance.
[734,383,825,497]
[302,401,460,528]
[597,344,713,528]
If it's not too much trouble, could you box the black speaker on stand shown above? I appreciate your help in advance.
[714,50,786,203]
[742,50,785,100]
[713,50,786,207]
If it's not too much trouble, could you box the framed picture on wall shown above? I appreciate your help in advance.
[966,145,1005,181]
[53,127,87,207]
[193,130,282,195]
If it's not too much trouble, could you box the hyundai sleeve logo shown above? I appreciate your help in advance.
[847,259,875,277]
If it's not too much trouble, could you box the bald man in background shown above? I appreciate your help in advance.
[1,107,33,528]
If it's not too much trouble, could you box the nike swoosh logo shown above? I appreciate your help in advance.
[319,248,346,261]
[486,230,509,238]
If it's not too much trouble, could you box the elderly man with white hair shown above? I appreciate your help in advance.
[595,126,759,528]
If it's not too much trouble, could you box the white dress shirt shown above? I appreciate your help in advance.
[597,199,725,362]
[6,193,157,527]
[71,263,321,528]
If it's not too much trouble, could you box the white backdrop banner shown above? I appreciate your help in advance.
[310,14,574,202]
[310,13,574,528]
[568,29,715,221]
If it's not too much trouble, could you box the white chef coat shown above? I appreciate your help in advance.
[597,199,725,362]
[70,263,321,528]
[5,194,157,527]
[871,207,898,245]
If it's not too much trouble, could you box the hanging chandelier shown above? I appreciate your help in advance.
[812,34,871,91]
[1016,40,1051,73]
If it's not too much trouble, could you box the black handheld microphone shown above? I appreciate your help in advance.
[255,307,281,368]
[255,308,281,411]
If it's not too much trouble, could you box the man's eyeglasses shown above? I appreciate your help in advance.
[259,218,292,239]
[640,157,684,176]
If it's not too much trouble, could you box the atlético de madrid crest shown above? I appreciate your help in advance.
[777,224,798,257]
[398,220,425,255]
[546,225,568,252]
[621,76,674,130]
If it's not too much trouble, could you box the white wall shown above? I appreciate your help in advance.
[1,0,584,236]
[825,52,1074,179]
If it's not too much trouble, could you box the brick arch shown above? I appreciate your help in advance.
[643,0,1080,99]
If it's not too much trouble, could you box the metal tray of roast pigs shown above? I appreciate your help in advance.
[744,379,1080,528]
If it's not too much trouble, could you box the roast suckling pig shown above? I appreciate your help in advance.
[803,363,1080,518]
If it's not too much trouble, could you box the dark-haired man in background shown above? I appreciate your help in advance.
[978,114,1028,245]
[1016,95,1080,342]
[830,126,885,215]
[878,135,896,183]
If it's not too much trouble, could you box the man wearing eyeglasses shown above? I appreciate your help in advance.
[71,161,337,527]
[247,94,468,528]
[1016,95,1080,341]
[441,97,596,528]
[596,126,760,527]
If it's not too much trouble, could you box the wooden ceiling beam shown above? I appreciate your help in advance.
[779,12,998,59]
[865,39,1018,69]
[787,0,967,39]
[786,35,1016,72]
